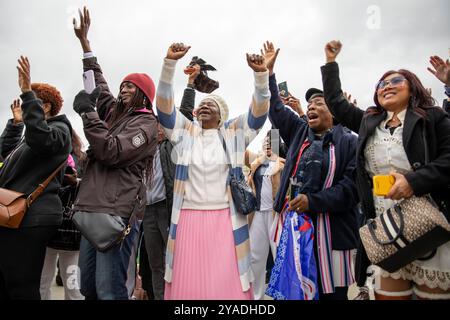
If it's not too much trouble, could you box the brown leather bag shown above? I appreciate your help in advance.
[0,162,66,229]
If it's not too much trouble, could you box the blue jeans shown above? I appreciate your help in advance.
[78,218,138,300]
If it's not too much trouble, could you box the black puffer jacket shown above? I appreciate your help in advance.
[0,91,72,227]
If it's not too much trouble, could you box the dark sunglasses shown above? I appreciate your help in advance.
[376,76,407,91]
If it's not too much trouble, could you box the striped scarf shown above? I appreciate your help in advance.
[316,144,336,293]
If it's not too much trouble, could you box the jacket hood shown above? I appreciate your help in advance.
[48,114,73,135]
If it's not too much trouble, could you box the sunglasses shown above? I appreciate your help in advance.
[376,76,407,91]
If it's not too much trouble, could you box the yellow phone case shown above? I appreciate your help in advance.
[373,175,395,196]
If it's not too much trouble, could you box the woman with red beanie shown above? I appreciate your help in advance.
[72,7,158,300]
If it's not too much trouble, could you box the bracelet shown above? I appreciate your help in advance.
[187,83,195,89]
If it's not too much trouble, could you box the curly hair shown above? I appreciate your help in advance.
[31,83,64,116]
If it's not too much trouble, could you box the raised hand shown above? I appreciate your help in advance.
[246,53,267,73]
[17,56,31,93]
[166,43,191,61]
[10,99,22,124]
[325,40,342,63]
[186,64,201,85]
[427,55,450,87]
[73,86,101,115]
[261,41,280,75]
[281,94,304,116]
[73,6,92,53]
[343,91,357,106]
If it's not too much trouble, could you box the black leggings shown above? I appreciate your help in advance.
[0,225,58,300]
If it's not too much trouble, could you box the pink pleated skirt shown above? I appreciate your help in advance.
[164,208,253,300]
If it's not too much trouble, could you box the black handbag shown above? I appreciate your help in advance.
[48,184,82,251]
[73,211,131,252]
[73,195,142,252]
[218,130,257,215]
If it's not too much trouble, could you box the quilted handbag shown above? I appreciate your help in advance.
[359,196,450,273]
[228,169,258,216]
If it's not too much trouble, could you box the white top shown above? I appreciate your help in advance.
[259,160,276,211]
[182,129,229,210]
[364,109,411,216]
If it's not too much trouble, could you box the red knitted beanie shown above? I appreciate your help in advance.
[121,73,156,104]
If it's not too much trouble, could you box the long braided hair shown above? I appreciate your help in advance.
[108,85,155,182]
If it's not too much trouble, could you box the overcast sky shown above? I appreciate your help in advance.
[0,0,449,152]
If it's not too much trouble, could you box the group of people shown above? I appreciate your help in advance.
[0,6,449,301]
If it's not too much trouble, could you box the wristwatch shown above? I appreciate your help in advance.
[187,83,195,89]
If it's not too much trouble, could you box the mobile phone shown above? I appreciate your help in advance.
[373,175,395,196]
[83,70,95,94]
[278,81,289,98]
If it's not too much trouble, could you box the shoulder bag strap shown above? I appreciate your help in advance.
[218,129,233,172]
[26,161,67,207]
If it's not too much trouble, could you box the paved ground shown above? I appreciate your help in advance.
[49,276,65,300]
[50,273,372,300]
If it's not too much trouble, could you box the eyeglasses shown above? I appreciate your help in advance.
[376,76,407,91]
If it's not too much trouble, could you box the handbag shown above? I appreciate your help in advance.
[0,162,66,228]
[360,126,450,272]
[359,195,450,273]
[72,212,131,252]
[47,184,82,251]
[72,195,141,252]
[218,130,257,215]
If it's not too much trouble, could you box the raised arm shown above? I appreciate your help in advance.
[156,43,191,141]
[17,56,70,154]
[0,100,24,159]
[73,6,115,120]
[427,55,450,115]
[262,41,306,146]
[216,51,269,154]
[321,41,364,133]
[243,52,270,131]
[179,64,200,121]
[281,93,306,118]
